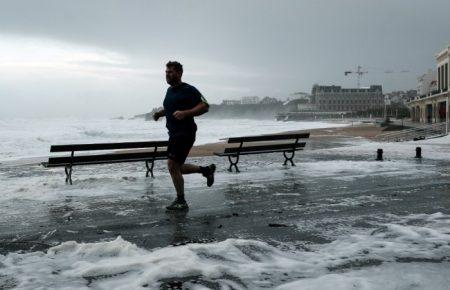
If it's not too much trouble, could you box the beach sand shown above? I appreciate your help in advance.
[189,123,386,157]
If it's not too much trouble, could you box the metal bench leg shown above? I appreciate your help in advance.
[65,165,73,185]
[228,155,240,173]
[283,151,296,166]
[145,160,155,178]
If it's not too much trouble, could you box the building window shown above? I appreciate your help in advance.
[442,65,445,91]
[445,63,449,90]
[438,66,441,91]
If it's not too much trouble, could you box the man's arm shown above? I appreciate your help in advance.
[153,109,165,121]
[173,102,209,120]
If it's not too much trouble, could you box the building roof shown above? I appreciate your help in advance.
[436,45,450,60]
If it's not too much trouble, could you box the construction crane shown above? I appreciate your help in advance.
[344,65,368,88]
[345,66,411,88]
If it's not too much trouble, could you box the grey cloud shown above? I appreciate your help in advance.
[0,0,449,118]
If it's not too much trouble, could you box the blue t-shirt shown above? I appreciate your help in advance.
[163,82,207,136]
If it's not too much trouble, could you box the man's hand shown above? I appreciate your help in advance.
[153,110,164,121]
[173,110,189,120]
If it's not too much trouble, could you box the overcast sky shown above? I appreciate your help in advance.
[1,0,449,118]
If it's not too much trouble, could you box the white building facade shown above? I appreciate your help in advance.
[312,85,384,112]
[222,99,242,105]
[408,45,450,123]
[417,69,437,97]
[241,96,260,104]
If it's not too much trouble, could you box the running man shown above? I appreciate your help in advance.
[153,61,215,211]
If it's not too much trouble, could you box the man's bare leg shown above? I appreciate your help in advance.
[168,159,185,201]
[181,163,201,174]
[181,163,215,187]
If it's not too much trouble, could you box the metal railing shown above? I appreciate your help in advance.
[375,121,448,142]
[406,88,448,102]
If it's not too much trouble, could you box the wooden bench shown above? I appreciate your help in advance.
[214,133,310,172]
[41,141,169,184]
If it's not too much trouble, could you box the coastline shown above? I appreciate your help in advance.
[0,123,386,166]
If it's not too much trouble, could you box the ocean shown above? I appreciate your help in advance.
[0,117,348,162]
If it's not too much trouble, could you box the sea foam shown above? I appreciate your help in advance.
[1,213,449,289]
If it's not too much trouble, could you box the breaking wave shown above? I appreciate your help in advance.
[1,213,450,289]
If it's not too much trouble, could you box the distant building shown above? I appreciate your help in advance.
[407,45,449,123]
[311,85,384,112]
[282,98,307,112]
[241,96,260,104]
[385,90,417,105]
[222,99,241,105]
[417,69,437,97]
[297,103,317,111]
[289,92,310,100]
[406,90,418,100]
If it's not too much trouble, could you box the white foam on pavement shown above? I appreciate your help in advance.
[1,212,449,289]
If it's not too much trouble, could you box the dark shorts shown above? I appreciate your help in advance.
[167,134,196,164]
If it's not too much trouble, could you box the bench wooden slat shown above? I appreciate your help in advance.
[50,141,169,152]
[226,133,310,143]
[43,156,168,167]
[215,148,304,157]
[45,151,168,167]
[219,142,306,155]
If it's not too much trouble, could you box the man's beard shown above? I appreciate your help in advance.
[167,77,180,86]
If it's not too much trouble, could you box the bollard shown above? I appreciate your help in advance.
[415,147,422,159]
[376,149,383,161]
